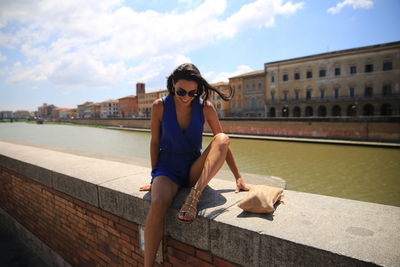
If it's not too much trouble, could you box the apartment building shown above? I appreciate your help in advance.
[209,82,231,118]
[14,110,31,119]
[38,103,57,119]
[228,70,265,117]
[118,95,138,118]
[264,41,400,117]
[77,102,93,119]
[100,100,119,119]
[137,81,168,118]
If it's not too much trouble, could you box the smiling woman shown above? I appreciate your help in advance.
[139,63,249,267]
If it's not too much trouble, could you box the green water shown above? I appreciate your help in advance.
[0,122,399,206]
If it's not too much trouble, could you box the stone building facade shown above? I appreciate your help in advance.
[228,70,265,117]
[264,41,400,118]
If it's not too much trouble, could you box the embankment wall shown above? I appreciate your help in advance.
[60,117,400,142]
[0,141,399,266]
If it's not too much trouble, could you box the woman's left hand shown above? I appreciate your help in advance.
[235,177,250,193]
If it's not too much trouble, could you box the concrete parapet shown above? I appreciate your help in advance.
[0,140,399,266]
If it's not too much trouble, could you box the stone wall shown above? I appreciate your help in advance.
[61,117,400,142]
[1,140,399,266]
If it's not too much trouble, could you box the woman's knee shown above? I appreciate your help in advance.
[150,193,171,211]
[213,133,230,147]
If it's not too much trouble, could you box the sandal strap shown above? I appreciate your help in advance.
[179,187,202,217]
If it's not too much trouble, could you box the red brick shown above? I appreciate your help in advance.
[166,255,190,267]
[196,249,213,263]
[187,254,214,267]
[213,257,239,267]
[115,222,137,236]
[167,239,195,256]
[118,218,138,231]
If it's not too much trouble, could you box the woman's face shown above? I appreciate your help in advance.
[173,79,198,106]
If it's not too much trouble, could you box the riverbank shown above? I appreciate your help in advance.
[106,126,400,148]
[58,117,400,144]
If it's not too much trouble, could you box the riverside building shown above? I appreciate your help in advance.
[264,41,400,118]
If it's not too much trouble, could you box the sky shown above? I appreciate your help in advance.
[0,0,399,112]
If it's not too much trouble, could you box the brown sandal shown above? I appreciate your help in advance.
[177,187,202,224]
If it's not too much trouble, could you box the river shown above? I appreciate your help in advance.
[0,122,399,207]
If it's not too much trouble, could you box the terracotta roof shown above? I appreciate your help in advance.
[229,70,264,79]
[211,81,229,87]
[118,95,136,100]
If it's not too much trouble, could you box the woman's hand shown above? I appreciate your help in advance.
[139,184,152,191]
[235,177,250,193]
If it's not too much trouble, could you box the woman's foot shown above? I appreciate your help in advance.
[177,187,201,223]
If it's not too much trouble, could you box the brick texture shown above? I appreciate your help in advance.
[0,166,241,267]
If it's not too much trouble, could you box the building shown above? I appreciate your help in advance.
[77,102,93,119]
[38,103,57,119]
[0,111,13,119]
[228,70,265,117]
[100,100,119,119]
[118,95,138,118]
[137,82,168,118]
[89,103,101,119]
[264,41,400,117]
[14,110,31,119]
[209,82,231,118]
[59,108,76,119]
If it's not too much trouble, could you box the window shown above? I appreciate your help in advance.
[350,65,357,74]
[319,69,326,77]
[320,88,325,99]
[295,90,300,100]
[283,74,288,81]
[306,71,312,79]
[382,84,392,96]
[383,61,392,71]
[294,72,300,80]
[365,64,373,73]
[306,89,312,100]
[349,87,355,97]
[271,75,275,83]
[335,67,341,76]
[258,83,262,89]
[271,91,275,101]
[364,86,373,97]
[334,88,340,98]
[283,91,288,101]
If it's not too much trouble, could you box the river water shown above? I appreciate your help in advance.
[0,122,399,207]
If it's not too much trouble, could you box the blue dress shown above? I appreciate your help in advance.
[151,94,204,187]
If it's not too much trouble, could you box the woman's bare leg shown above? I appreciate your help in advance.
[144,176,178,267]
[177,133,229,221]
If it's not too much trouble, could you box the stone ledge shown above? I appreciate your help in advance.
[0,140,399,266]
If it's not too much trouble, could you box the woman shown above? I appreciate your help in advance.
[139,63,249,267]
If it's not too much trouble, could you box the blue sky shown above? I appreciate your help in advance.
[0,0,399,111]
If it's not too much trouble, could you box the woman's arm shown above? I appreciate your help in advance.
[139,98,163,191]
[203,101,249,192]
[150,99,163,170]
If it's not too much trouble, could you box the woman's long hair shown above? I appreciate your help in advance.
[166,63,234,103]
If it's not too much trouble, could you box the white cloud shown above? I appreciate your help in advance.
[0,0,303,89]
[204,65,254,83]
[327,0,373,14]
[0,52,6,62]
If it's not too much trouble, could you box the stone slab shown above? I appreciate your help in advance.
[1,140,400,266]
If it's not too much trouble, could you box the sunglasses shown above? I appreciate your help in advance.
[176,88,198,97]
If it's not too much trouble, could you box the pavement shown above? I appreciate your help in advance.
[0,225,49,267]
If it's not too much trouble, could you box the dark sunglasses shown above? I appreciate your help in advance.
[176,88,198,97]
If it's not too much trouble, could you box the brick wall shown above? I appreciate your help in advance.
[61,118,400,142]
[0,166,239,267]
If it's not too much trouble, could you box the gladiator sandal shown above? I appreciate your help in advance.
[177,187,202,224]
